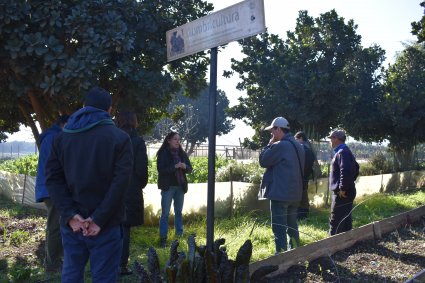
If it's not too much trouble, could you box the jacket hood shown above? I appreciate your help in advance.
[39,124,62,144]
[64,106,114,133]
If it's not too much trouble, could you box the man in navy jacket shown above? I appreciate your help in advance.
[35,115,68,273]
[328,130,358,235]
[45,87,133,282]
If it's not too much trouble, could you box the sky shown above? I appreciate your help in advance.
[6,0,424,144]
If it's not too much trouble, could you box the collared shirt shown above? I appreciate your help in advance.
[333,143,347,154]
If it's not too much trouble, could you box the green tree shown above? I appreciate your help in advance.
[228,10,383,146]
[341,46,387,142]
[0,0,213,144]
[411,1,425,43]
[381,44,425,170]
[151,87,234,155]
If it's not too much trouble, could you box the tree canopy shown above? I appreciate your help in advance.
[0,0,213,144]
[228,10,385,146]
[150,87,234,155]
[381,44,425,170]
[411,1,425,43]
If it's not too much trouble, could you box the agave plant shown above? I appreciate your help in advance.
[133,235,277,283]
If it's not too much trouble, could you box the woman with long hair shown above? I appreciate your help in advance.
[156,131,192,247]
[115,111,148,275]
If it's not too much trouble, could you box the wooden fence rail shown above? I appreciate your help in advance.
[249,205,425,277]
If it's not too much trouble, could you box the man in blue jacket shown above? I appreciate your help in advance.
[45,87,133,283]
[35,115,69,273]
[259,117,305,254]
[328,130,358,235]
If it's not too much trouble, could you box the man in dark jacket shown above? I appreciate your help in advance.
[294,131,317,220]
[35,115,68,273]
[328,130,357,235]
[45,87,133,283]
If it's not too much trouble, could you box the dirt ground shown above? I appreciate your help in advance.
[266,218,425,283]
[1,196,424,282]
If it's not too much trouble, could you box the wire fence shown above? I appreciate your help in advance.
[147,144,260,160]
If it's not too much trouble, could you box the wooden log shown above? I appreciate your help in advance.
[249,205,425,276]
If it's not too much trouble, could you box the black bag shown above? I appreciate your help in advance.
[354,159,360,180]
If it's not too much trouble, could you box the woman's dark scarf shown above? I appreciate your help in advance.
[170,148,185,185]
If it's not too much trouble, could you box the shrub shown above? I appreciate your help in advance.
[0,154,38,176]
[148,156,230,184]
[10,230,30,247]
[216,160,264,184]
[361,152,393,176]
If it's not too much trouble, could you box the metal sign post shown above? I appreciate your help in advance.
[206,47,218,251]
[166,0,265,251]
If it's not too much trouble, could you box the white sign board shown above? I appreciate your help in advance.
[166,0,265,62]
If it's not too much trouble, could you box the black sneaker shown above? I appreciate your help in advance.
[120,266,133,276]
[159,237,167,248]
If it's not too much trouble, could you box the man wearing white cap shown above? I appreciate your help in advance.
[259,117,305,254]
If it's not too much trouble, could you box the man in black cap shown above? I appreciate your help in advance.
[294,131,317,220]
[328,129,358,235]
[45,87,133,282]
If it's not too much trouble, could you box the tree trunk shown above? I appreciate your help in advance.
[27,90,48,131]
[187,142,196,157]
[393,147,415,171]
[18,101,40,149]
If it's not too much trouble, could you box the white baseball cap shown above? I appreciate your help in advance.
[264,117,290,130]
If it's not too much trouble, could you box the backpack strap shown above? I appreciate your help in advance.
[287,139,304,181]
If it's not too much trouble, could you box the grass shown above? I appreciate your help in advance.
[0,188,424,282]
[129,189,425,266]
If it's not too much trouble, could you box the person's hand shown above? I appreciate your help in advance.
[175,162,186,170]
[68,214,88,234]
[268,136,278,145]
[338,191,347,198]
[82,217,101,237]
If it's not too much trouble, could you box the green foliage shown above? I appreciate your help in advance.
[149,88,235,152]
[411,1,425,43]
[186,156,230,183]
[216,160,264,184]
[9,263,33,283]
[0,154,38,176]
[148,156,230,184]
[0,189,424,280]
[147,158,158,185]
[360,152,393,176]
[0,0,213,137]
[126,189,425,271]
[229,9,384,145]
[9,231,29,247]
[382,44,425,170]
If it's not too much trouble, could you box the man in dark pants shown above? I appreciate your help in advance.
[45,87,133,283]
[294,131,317,220]
[35,115,69,273]
[328,130,358,235]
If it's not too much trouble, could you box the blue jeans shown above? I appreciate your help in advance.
[60,224,122,283]
[270,200,300,253]
[159,186,184,238]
